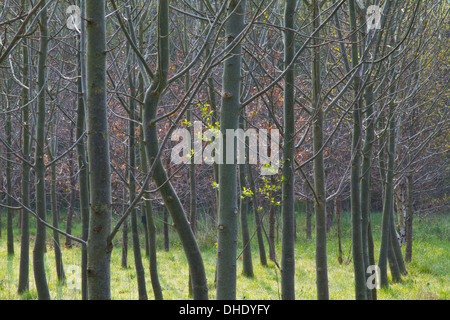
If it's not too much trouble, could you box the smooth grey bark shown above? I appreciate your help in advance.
[247,162,267,267]
[127,49,147,300]
[6,111,14,256]
[49,126,65,281]
[142,0,208,300]
[361,84,375,298]
[311,0,329,300]
[405,174,413,262]
[306,198,312,240]
[239,114,253,278]
[281,0,296,300]
[348,0,366,300]
[216,0,247,300]
[65,126,76,250]
[139,122,163,300]
[378,104,395,289]
[75,0,90,299]
[33,0,50,299]
[18,39,31,294]
[86,0,113,300]
[76,45,90,300]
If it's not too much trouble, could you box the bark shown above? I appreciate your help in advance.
[247,162,267,266]
[142,0,208,300]
[239,167,254,278]
[348,0,366,300]
[361,84,376,298]
[139,123,163,300]
[281,0,296,300]
[65,128,76,249]
[128,51,147,300]
[76,58,90,300]
[405,174,413,262]
[378,104,396,289]
[336,196,343,264]
[312,0,329,300]
[86,0,113,299]
[49,129,65,281]
[215,0,247,300]
[33,0,50,299]
[18,39,31,294]
[238,116,254,278]
[6,111,14,256]
[306,198,312,240]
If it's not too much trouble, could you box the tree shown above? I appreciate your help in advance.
[281,0,297,300]
[85,0,113,300]
[216,0,247,300]
[33,0,50,299]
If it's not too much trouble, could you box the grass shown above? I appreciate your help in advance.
[0,208,448,300]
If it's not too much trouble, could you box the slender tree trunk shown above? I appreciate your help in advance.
[86,0,113,299]
[65,127,76,249]
[348,0,366,300]
[306,198,312,240]
[142,0,208,300]
[127,50,147,300]
[163,206,169,252]
[76,2,90,298]
[239,116,253,278]
[121,187,129,269]
[247,162,267,266]
[18,39,31,294]
[281,0,296,300]
[311,0,329,300]
[49,129,65,281]
[336,196,343,264]
[378,104,396,289]
[268,198,276,261]
[405,174,413,262]
[33,0,50,299]
[215,0,247,300]
[6,112,14,256]
[139,123,163,300]
[361,84,376,298]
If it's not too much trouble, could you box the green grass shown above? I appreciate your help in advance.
[0,209,448,300]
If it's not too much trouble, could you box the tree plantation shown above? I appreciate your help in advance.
[0,0,448,301]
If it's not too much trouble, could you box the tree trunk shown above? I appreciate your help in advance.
[378,104,396,289]
[348,0,366,300]
[139,122,163,300]
[247,162,267,266]
[306,198,312,240]
[142,0,208,300]
[33,0,50,299]
[336,196,343,264]
[86,0,113,300]
[405,174,413,262]
[49,130,65,281]
[76,35,90,299]
[239,137,254,278]
[128,50,147,300]
[361,83,376,298]
[312,0,329,300]
[6,112,14,256]
[281,0,296,300]
[215,0,247,300]
[18,39,31,294]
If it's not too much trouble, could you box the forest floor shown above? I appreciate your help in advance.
[0,210,448,300]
